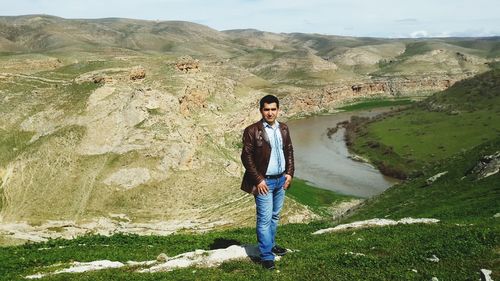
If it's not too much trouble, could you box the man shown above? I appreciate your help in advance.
[241,94,294,270]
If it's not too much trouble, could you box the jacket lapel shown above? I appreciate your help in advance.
[279,125,287,147]
[257,121,270,144]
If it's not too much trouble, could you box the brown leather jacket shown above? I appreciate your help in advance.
[240,120,294,193]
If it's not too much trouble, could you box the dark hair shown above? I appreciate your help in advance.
[259,95,279,109]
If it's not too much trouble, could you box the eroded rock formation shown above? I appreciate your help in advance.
[129,66,146,80]
[175,56,200,73]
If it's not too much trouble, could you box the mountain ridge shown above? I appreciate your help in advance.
[0,14,499,245]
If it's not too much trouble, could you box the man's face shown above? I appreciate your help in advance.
[260,102,279,125]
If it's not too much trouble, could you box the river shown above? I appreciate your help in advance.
[287,108,399,198]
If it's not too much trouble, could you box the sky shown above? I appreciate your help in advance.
[1,0,499,38]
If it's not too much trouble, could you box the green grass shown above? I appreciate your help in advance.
[286,179,355,216]
[446,39,500,58]
[0,77,99,123]
[1,146,496,280]
[50,61,121,76]
[424,67,500,110]
[36,60,128,80]
[0,219,496,280]
[347,138,500,223]
[55,82,100,114]
[0,129,34,167]
[350,108,500,179]
[337,98,415,111]
[398,41,437,58]
[0,52,18,57]
[348,69,500,178]
[370,110,498,159]
[0,124,497,279]
[0,77,50,98]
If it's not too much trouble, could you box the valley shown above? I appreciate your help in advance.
[0,15,498,267]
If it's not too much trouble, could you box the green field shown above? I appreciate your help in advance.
[286,179,355,216]
[1,155,498,281]
[348,138,500,223]
[1,99,498,281]
[337,98,415,111]
[0,223,496,281]
[348,69,500,178]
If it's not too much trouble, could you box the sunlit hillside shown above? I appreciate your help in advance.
[0,15,499,245]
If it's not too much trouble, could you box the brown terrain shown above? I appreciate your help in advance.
[0,15,498,244]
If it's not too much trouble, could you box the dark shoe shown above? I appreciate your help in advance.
[261,260,275,270]
[272,245,288,256]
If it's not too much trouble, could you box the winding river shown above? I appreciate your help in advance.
[288,108,399,198]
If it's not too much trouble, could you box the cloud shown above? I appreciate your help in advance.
[408,28,498,38]
[410,30,428,38]
[409,30,454,38]
[396,18,419,24]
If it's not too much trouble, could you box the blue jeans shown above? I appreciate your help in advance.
[254,175,286,261]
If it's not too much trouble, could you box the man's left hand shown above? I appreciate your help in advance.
[284,174,292,190]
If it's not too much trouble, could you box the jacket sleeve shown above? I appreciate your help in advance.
[284,126,295,177]
[241,127,265,185]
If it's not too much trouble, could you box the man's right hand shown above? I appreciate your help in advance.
[256,180,269,195]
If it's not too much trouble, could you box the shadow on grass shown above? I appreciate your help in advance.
[209,238,241,250]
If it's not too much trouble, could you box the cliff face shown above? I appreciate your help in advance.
[0,15,498,244]
[256,71,483,117]
[0,53,317,244]
[279,75,463,116]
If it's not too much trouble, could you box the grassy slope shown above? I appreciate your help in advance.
[1,72,499,280]
[337,98,415,111]
[349,138,500,223]
[349,68,500,179]
[0,199,497,281]
[1,27,499,280]
[286,179,355,216]
[0,61,97,169]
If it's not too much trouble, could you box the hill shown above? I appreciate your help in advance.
[346,67,500,179]
[0,15,237,56]
[0,15,499,244]
[0,86,498,280]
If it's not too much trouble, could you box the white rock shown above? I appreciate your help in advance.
[426,255,440,262]
[425,171,448,186]
[27,243,273,278]
[480,269,493,281]
[56,260,124,274]
[471,151,500,180]
[156,253,168,262]
[103,168,151,189]
[25,273,45,279]
[312,217,440,235]
[431,277,439,281]
[399,218,440,224]
[126,260,156,266]
[344,251,365,257]
[25,260,125,279]
[140,244,266,272]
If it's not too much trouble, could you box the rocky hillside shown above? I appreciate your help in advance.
[0,15,499,244]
